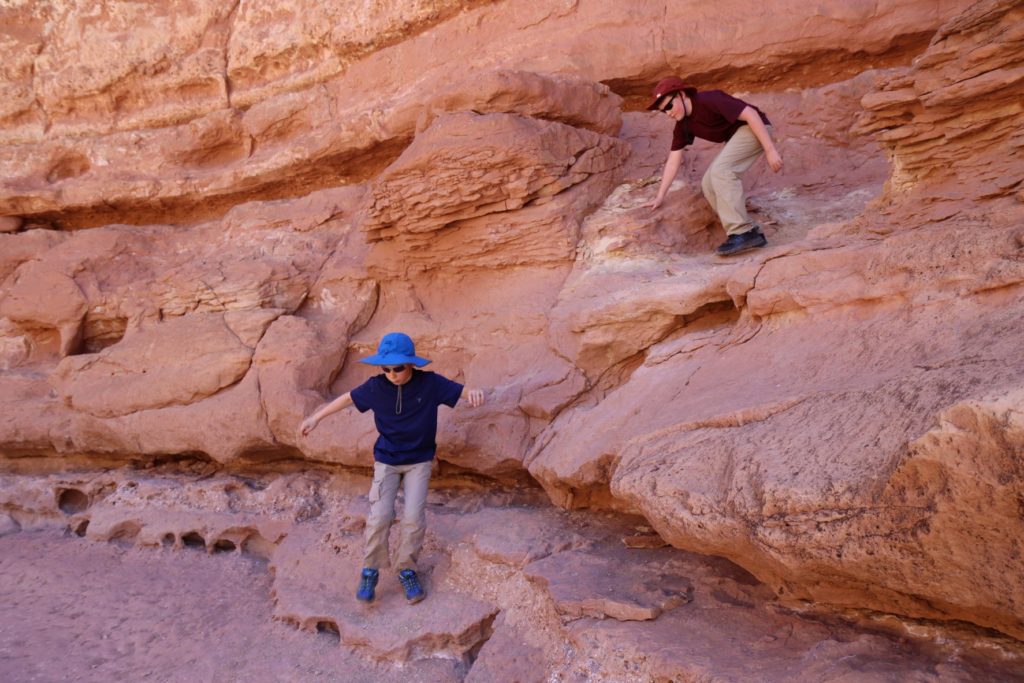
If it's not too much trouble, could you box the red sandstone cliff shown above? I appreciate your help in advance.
[1,0,1023,679]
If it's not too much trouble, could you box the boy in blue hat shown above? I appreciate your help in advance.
[299,332,484,605]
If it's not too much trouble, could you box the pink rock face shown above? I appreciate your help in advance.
[2,0,1024,671]
[0,263,87,356]
[51,311,278,418]
[361,111,627,240]
[33,1,234,133]
[854,0,1024,196]
[608,303,1024,636]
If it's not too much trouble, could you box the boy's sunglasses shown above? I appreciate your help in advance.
[381,365,409,374]
[658,96,675,113]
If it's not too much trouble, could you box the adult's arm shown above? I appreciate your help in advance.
[649,149,685,210]
[300,392,354,435]
[738,107,782,172]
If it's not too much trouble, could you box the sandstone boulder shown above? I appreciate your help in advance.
[271,525,498,661]
[256,282,377,448]
[50,310,281,419]
[0,262,88,357]
[361,111,629,241]
[607,299,1024,639]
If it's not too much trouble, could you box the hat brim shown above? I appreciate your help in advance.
[360,354,431,367]
[647,86,697,111]
[646,93,673,111]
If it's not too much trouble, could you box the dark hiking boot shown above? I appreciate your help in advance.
[356,567,379,602]
[716,227,767,256]
[398,569,425,604]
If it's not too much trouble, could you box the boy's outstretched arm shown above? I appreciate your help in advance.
[300,392,353,435]
[461,387,485,408]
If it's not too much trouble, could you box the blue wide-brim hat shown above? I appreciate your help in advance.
[360,332,431,367]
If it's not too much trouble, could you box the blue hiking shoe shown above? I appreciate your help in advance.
[398,569,425,604]
[356,567,379,602]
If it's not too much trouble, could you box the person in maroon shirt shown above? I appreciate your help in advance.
[646,76,783,256]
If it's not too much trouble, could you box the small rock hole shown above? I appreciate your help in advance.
[162,533,176,547]
[316,620,340,643]
[74,520,89,537]
[57,488,89,515]
[181,532,206,549]
[213,539,236,553]
[241,533,274,560]
[108,522,140,547]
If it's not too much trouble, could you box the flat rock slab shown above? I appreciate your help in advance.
[0,530,464,683]
[271,525,497,662]
[524,545,693,621]
[4,469,1024,680]
[428,505,589,567]
[565,604,1019,683]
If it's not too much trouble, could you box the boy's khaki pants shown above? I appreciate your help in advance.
[700,125,769,236]
[363,460,432,571]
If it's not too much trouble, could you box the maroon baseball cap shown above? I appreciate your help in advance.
[647,77,697,110]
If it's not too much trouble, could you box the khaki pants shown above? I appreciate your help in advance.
[701,125,768,236]
[363,460,432,571]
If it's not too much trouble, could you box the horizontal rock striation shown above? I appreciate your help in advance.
[0,0,963,228]
[854,0,1024,198]
[2,0,1024,668]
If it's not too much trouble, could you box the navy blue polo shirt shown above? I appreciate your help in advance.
[350,370,464,466]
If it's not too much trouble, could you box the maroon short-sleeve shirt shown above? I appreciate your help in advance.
[671,90,771,151]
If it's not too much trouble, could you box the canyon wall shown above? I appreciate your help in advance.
[2,0,1023,676]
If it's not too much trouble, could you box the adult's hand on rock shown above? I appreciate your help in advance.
[299,415,320,436]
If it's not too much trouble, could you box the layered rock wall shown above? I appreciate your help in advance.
[2,0,1024,662]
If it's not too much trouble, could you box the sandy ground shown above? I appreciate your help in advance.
[0,530,462,683]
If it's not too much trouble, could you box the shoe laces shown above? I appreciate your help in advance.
[359,570,378,591]
[399,570,421,591]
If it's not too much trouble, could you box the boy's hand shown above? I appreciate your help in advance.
[466,389,485,408]
[765,149,783,172]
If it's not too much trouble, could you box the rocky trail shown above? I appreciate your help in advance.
[2,465,1023,682]
[2,0,1023,679]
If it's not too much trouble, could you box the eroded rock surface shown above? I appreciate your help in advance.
[4,467,1022,681]
[2,0,1024,677]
